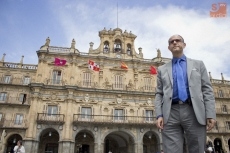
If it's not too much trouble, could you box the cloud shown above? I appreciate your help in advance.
[48,2,230,80]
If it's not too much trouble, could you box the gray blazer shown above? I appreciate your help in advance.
[155,58,216,125]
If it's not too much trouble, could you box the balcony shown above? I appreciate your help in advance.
[214,92,230,99]
[45,79,64,86]
[0,119,27,129]
[141,86,156,92]
[112,84,127,90]
[73,114,156,126]
[207,127,230,133]
[0,96,30,105]
[3,62,37,70]
[37,113,65,125]
[80,81,96,88]
[216,108,230,115]
[211,79,230,85]
[0,77,32,85]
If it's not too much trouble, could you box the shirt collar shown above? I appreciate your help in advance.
[172,54,186,64]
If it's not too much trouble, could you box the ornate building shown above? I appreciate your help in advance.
[0,28,229,153]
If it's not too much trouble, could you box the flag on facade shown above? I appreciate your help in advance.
[88,60,100,71]
[150,66,157,74]
[54,58,66,66]
[121,62,128,69]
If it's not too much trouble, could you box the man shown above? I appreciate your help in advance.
[13,140,25,153]
[155,35,216,153]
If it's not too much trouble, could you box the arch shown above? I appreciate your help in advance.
[38,128,60,153]
[5,133,23,153]
[103,130,136,153]
[142,131,160,153]
[103,41,110,53]
[126,43,132,55]
[214,138,223,153]
[74,129,95,153]
[114,39,122,53]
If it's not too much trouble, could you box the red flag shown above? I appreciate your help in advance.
[88,60,100,71]
[121,62,128,69]
[150,66,157,75]
[54,58,66,66]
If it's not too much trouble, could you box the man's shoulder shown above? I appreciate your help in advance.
[158,61,171,70]
[187,57,203,63]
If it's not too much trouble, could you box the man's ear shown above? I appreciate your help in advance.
[183,43,186,49]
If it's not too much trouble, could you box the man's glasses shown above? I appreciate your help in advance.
[169,39,183,44]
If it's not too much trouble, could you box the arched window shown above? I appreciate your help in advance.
[127,44,132,55]
[103,41,109,53]
[114,39,122,53]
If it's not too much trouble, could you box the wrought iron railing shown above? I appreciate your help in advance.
[73,114,156,125]
[45,79,64,86]
[207,127,230,133]
[0,119,27,128]
[37,113,65,124]
[0,96,30,105]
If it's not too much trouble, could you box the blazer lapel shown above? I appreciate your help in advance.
[166,61,173,86]
[187,58,193,80]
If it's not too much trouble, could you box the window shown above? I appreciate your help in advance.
[52,70,61,84]
[114,109,124,121]
[4,75,11,83]
[47,105,58,116]
[81,107,92,119]
[218,90,224,98]
[23,76,30,85]
[15,114,23,125]
[221,105,227,113]
[19,94,27,104]
[83,73,92,87]
[144,77,152,90]
[214,121,218,130]
[226,121,230,130]
[114,75,123,89]
[145,110,153,121]
[0,93,7,101]
[0,113,2,121]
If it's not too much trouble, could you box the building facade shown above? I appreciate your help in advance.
[0,28,229,153]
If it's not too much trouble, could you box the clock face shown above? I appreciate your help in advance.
[116,54,121,58]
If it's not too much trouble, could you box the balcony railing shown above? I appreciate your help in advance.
[81,81,96,88]
[207,127,230,133]
[211,79,230,85]
[141,86,156,92]
[73,114,156,125]
[3,62,37,70]
[0,119,27,129]
[0,77,32,85]
[214,92,230,98]
[216,108,229,114]
[0,96,30,105]
[46,79,64,86]
[37,113,65,124]
[112,84,127,90]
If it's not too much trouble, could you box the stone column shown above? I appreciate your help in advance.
[23,139,39,153]
[94,142,104,153]
[135,142,143,153]
[58,141,74,153]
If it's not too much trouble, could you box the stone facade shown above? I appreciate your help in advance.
[0,28,229,153]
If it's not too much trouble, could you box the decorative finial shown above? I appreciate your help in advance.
[1,53,6,62]
[89,42,94,50]
[221,73,224,81]
[45,37,50,46]
[138,47,142,53]
[157,48,161,58]
[71,39,76,49]
[20,55,24,64]
[209,72,212,79]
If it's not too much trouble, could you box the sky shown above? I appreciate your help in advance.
[0,0,229,80]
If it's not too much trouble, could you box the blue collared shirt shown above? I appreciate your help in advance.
[172,54,190,102]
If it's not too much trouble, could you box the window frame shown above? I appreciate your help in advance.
[114,109,124,121]
[0,92,7,101]
[52,70,62,84]
[81,107,92,119]
[23,76,31,85]
[15,114,23,125]
[4,75,11,84]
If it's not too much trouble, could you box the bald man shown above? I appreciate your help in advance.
[154,35,216,153]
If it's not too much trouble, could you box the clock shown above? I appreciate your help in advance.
[116,54,121,58]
